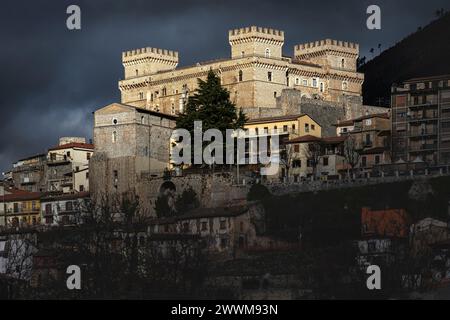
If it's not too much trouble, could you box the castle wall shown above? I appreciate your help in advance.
[118,26,364,116]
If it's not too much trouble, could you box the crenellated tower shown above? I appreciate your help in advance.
[229,26,284,59]
[122,47,179,79]
[294,39,359,71]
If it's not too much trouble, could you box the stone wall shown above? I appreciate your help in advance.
[268,89,389,137]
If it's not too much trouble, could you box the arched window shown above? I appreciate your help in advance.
[238,70,243,82]
[341,58,345,69]
[112,131,117,143]
[141,116,145,124]
[342,81,348,90]
[265,48,271,58]
[135,69,139,76]
[139,92,144,100]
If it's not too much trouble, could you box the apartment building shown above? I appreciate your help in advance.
[335,112,391,172]
[391,75,450,166]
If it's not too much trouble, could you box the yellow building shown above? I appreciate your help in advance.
[244,114,322,138]
[243,114,322,180]
[0,191,42,227]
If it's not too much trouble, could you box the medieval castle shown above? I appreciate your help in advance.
[90,26,387,216]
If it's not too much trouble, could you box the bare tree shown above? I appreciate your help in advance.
[305,142,321,179]
[343,136,360,178]
[280,144,295,182]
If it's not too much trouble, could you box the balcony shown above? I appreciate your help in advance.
[409,128,438,137]
[409,144,438,152]
[47,155,70,166]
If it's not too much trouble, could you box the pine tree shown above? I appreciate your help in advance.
[176,70,247,133]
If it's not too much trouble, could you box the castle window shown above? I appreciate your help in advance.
[320,83,324,93]
[162,87,167,96]
[341,58,345,69]
[171,103,175,115]
[141,116,145,124]
[267,72,272,82]
[150,93,154,102]
[295,78,299,85]
[113,170,118,187]
[303,79,308,86]
[342,81,348,90]
[135,69,139,76]
[312,78,318,87]
[265,48,271,58]
[139,92,144,100]
[238,70,243,82]
[112,118,118,125]
[273,91,277,98]
[241,51,245,57]
[305,123,310,132]
[112,131,117,143]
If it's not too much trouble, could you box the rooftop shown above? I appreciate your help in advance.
[48,142,94,152]
[287,135,346,144]
[246,114,309,125]
[334,112,390,127]
[404,74,450,83]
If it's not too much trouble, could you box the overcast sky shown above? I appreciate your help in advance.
[0,0,448,173]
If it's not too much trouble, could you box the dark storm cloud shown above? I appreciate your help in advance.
[0,0,448,172]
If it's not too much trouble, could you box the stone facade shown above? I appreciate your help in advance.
[119,26,364,116]
[89,103,177,206]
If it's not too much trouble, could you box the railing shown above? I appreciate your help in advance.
[409,144,438,151]
[409,129,438,136]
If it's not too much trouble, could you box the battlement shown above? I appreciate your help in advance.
[294,39,359,54]
[229,26,284,43]
[122,47,179,79]
[122,47,179,62]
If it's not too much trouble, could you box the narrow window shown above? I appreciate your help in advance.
[268,72,272,82]
[341,58,345,69]
[320,82,324,92]
[265,48,271,58]
[112,131,117,143]
[238,70,243,82]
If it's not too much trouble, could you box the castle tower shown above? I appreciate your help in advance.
[228,26,284,59]
[294,39,359,71]
[122,47,179,79]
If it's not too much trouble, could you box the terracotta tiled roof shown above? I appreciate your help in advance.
[48,143,94,151]
[404,74,450,83]
[246,114,307,124]
[286,135,321,144]
[334,112,390,127]
[1,191,45,202]
[360,147,387,155]
[287,135,346,144]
